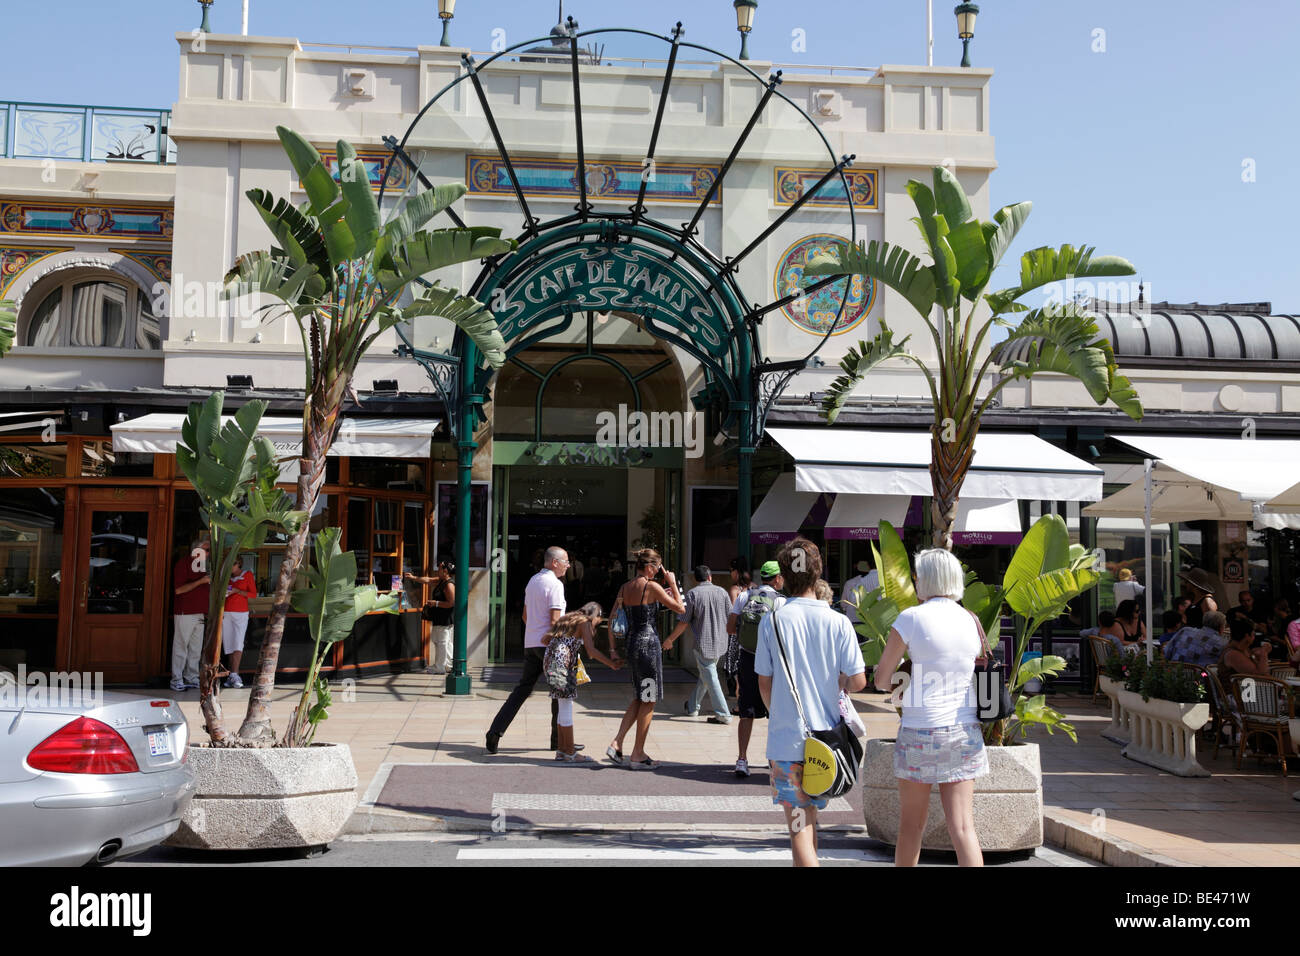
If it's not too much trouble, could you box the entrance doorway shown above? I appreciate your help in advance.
[68,488,167,683]
[489,461,683,662]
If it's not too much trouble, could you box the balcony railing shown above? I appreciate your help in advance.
[0,102,175,164]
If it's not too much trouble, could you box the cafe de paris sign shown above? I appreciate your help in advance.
[490,244,732,357]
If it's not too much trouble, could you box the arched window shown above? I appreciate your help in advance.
[20,273,161,349]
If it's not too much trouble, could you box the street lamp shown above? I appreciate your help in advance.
[734,0,757,61]
[438,0,456,47]
[954,2,979,67]
[197,0,213,33]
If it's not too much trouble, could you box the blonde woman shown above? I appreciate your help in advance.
[874,548,986,867]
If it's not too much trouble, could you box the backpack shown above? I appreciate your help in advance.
[739,588,778,653]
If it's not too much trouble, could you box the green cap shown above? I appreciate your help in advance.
[760,560,781,579]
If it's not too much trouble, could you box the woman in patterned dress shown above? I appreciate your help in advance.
[605,550,684,769]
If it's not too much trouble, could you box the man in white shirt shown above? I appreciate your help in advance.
[486,546,568,754]
[839,559,879,625]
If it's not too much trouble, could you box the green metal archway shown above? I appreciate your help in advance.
[385,19,860,692]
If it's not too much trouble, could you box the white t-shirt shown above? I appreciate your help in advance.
[524,569,566,649]
[839,570,879,623]
[892,597,980,729]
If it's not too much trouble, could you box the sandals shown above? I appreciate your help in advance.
[605,745,627,765]
[556,751,594,763]
[627,756,659,770]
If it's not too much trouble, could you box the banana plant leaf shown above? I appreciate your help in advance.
[376,227,516,294]
[1013,653,1067,691]
[0,299,15,357]
[386,282,508,368]
[818,318,916,425]
[1013,693,1077,742]
[1006,565,1101,621]
[1002,513,1071,605]
[992,305,1144,419]
[985,243,1135,314]
[962,579,1004,638]
[875,521,918,612]
[291,527,400,649]
[850,586,900,667]
[382,183,469,247]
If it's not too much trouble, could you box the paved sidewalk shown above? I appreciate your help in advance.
[131,675,1300,865]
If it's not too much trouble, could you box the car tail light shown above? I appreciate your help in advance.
[27,717,140,774]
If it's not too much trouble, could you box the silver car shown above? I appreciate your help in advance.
[0,685,196,866]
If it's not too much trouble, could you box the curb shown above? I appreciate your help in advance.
[1043,811,1186,867]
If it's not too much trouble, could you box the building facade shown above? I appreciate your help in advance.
[1,14,1295,686]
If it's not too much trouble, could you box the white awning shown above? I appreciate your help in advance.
[765,428,1103,501]
[750,472,826,543]
[951,498,1023,545]
[1263,478,1300,514]
[1115,436,1300,504]
[824,494,912,540]
[112,414,439,481]
[1083,437,1300,530]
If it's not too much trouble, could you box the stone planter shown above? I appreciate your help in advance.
[1117,690,1211,777]
[1098,675,1131,745]
[861,738,1043,851]
[165,742,358,850]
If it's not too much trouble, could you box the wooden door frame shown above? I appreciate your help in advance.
[65,487,168,683]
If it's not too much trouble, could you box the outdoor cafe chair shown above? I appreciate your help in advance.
[1084,632,1116,704]
[1269,663,1297,680]
[1204,667,1243,760]
[1229,673,1294,777]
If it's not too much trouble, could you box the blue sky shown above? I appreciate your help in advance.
[5,0,1298,311]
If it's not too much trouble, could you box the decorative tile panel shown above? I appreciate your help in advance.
[0,200,174,239]
[110,248,172,284]
[0,245,73,297]
[467,155,720,205]
[774,166,877,209]
[774,233,874,335]
[309,149,412,194]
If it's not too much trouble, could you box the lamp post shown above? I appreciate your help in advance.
[734,0,757,61]
[954,1,978,67]
[438,0,456,47]
[197,0,213,33]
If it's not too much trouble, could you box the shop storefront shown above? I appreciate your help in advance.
[0,406,443,684]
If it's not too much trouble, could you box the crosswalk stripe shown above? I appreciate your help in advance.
[490,793,853,812]
[457,846,888,861]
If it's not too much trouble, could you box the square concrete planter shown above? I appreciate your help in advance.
[861,738,1043,851]
[1098,675,1131,745]
[165,742,358,850]
[1117,689,1211,777]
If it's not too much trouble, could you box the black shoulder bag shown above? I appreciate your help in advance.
[972,612,1014,722]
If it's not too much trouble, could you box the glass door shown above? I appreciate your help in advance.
[70,490,162,683]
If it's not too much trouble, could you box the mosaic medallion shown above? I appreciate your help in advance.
[774,234,873,335]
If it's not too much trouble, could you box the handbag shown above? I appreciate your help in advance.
[972,613,1015,722]
[420,601,438,622]
[772,612,864,799]
[610,608,628,638]
[575,657,591,686]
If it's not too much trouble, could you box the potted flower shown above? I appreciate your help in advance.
[857,514,1100,851]
[1105,652,1210,777]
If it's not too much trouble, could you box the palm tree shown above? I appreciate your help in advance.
[221,127,516,744]
[805,166,1143,550]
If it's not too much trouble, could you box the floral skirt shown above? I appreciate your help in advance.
[893,723,989,784]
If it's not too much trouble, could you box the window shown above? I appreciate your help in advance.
[20,274,162,350]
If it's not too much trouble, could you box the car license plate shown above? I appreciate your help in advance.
[147,730,172,757]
